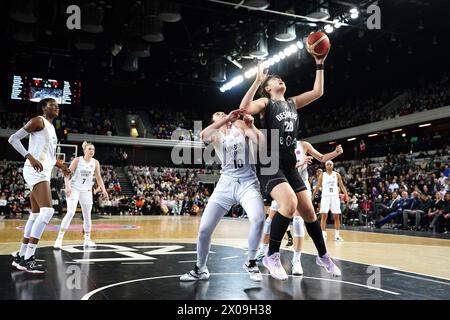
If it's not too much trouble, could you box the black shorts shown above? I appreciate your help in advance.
[257,151,307,199]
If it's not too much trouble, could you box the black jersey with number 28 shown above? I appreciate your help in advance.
[259,99,299,152]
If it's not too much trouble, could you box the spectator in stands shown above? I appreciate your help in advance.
[388,178,400,193]
[375,191,411,229]
[402,191,425,230]
[433,192,450,233]
[373,192,400,222]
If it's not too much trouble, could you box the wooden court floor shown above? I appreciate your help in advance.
[1,215,449,280]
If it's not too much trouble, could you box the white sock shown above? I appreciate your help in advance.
[84,232,91,241]
[198,265,207,272]
[24,243,37,260]
[335,230,340,237]
[259,243,268,255]
[19,243,28,257]
[293,251,302,263]
[322,230,327,238]
[57,231,65,239]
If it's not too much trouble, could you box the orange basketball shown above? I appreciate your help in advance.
[306,31,330,58]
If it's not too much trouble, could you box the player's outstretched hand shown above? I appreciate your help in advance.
[255,61,269,83]
[335,144,343,155]
[314,48,330,64]
[227,109,241,123]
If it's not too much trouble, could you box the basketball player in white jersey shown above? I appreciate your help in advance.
[8,98,70,274]
[312,160,349,241]
[54,141,109,249]
[257,142,343,275]
[180,109,266,282]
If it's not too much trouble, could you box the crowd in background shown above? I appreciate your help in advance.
[307,146,450,233]
[124,165,210,216]
[0,108,117,136]
[147,108,204,140]
[300,74,450,137]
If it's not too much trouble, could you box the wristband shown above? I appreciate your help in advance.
[316,64,324,70]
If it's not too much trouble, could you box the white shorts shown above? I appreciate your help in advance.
[320,195,341,214]
[208,175,262,210]
[23,165,52,191]
[67,188,93,205]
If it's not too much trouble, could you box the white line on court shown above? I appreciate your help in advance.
[80,273,400,300]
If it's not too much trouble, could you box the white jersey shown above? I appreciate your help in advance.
[71,157,96,191]
[294,141,309,183]
[321,171,339,197]
[24,116,57,170]
[214,124,255,179]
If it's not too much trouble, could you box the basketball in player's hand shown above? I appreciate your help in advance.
[306,31,330,59]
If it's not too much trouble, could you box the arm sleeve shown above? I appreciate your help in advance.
[8,128,29,158]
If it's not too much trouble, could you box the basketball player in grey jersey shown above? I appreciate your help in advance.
[180,109,266,282]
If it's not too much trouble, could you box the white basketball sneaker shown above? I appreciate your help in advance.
[292,259,304,276]
[83,240,97,248]
[334,235,344,241]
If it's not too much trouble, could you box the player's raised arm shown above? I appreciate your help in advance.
[239,62,269,115]
[304,142,343,163]
[290,54,327,109]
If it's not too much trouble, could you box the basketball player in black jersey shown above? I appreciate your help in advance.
[239,52,341,279]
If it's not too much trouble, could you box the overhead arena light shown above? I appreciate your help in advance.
[368,133,378,137]
[324,24,334,34]
[210,61,227,82]
[418,123,431,127]
[274,22,296,42]
[350,8,359,19]
[82,3,104,33]
[306,5,330,22]
[328,141,336,145]
[392,128,403,132]
[121,52,139,72]
[248,31,268,58]
[11,23,36,42]
[157,1,181,23]
[129,43,150,58]
[220,41,303,92]
[10,0,38,23]
[142,16,164,42]
[347,137,356,141]
[243,0,270,10]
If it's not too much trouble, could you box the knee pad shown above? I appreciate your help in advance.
[24,213,39,239]
[39,207,55,224]
[293,216,305,237]
[30,207,54,239]
[263,217,272,235]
